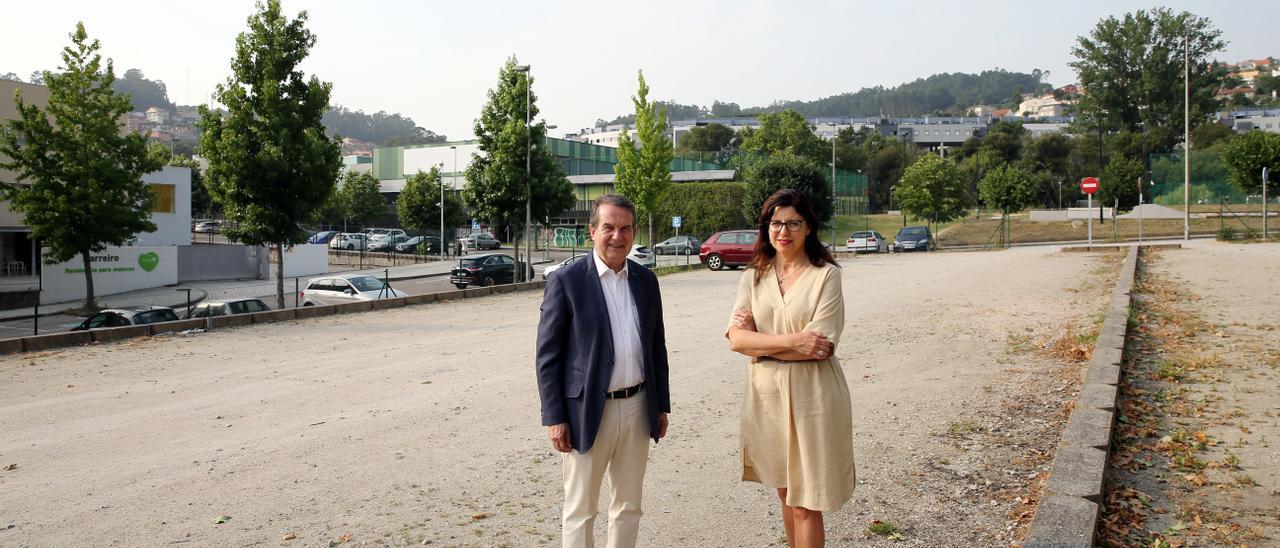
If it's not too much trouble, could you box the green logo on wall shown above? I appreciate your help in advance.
[138,252,160,272]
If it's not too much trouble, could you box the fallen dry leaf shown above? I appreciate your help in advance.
[472,512,488,520]
[282,532,296,541]
[2,463,16,471]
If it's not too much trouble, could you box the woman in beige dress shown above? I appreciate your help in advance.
[726,189,854,547]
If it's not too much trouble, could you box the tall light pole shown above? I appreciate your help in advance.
[830,137,837,250]
[451,145,458,257]
[514,64,532,282]
[438,162,445,261]
[1183,34,1191,240]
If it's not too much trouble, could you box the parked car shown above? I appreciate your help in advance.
[450,253,529,288]
[628,245,656,267]
[299,274,408,306]
[329,233,368,251]
[71,307,180,331]
[187,298,271,318]
[368,234,410,252]
[458,233,501,251]
[307,230,339,244]
[699,230,759,271]
[893,226,936,252]
[543,254,588,279]
[653,235,701,255]
[365,228,407,240]
[193,221,221,234]
[395,236,442,254]
[847,231,888,254]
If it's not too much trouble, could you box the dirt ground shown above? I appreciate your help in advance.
[0,246,1114,547]
[1101,241,1280,546]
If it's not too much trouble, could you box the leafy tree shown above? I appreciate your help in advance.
[339,171,387,228]
[650,182,747,241]
[463,57,574,268]
[197,0,342,308]
[892,154,970,227]
[1220,130,1280,195]
[1070,8,1225,148]
[978,165,1039,246]
[866,141,919,212]
[381,127,447,147]
[741,152,832,227]
[397,167,465,240]
[738,110,829,166]
[676,122,737,155]
[1099,155,1144,211]
[0,23,161,309]
[614,70,673,246]
[321,106,435,145]
[1019,133,1075,207]
[1190,122,1235,150]
[111,68,174,113]
[0,72,21,82]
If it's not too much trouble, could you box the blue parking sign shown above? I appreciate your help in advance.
[672,216,682,228]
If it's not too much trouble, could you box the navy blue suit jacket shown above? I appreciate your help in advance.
[535,255,671,453]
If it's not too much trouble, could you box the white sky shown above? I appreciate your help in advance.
[3,0,1277,140]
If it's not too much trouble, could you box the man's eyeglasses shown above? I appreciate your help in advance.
[768,220,805,232]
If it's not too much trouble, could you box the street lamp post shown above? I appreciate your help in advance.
[514,64,532,283]
[451,145,458,257]
[438,162,445,261]
[831,138,837,250]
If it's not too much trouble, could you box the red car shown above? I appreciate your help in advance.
[699,230,759,271]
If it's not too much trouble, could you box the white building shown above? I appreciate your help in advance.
[145,106,169,124]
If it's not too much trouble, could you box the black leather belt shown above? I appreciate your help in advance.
[605,382,645,400]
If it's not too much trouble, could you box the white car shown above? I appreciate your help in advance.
[846,231,888,253]
[329,233,368,251]
[543,254,588,279]
[628,245,656,267]
[365,228,407,241]
[299,274,409,306]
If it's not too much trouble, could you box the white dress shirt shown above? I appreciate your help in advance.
[593,251,645,392]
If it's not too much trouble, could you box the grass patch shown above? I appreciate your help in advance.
[948,421,982,435]
[867,520,905,541]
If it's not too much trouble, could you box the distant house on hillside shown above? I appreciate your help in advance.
[1018,95,1069,117]
[145,106,169,125]
[969,105,994,117]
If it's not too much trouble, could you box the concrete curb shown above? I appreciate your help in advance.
[0,279,555,356]
[1024,244,1140,547]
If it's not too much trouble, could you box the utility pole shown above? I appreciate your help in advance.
[1183,34,1191,240]
[1264,167,1270,240]
[831,137,837,250]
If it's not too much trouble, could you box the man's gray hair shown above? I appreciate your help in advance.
[589,194,637,227]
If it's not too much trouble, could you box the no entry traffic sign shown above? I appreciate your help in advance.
[1080,177,1099,194]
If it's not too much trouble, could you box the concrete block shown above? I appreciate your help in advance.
[333,301,374,314]
[432,289,466,302]
[1060,408,1114,450]
[91,325,151,343]
[1046,445,1107,498]
[0,337,24,355]
[1084,363,1120,386]
[210,314,253,329]
[1076,382,1118,411]
[157,318,207,333]
[463,287,493,298]
[372,297,408,310]
[491,285,515,294]
[251,309,298,324]
[295,304,338,319]
[22,330,92,352]
[1024,495,1098,548]
[402,294,436,306]
[1092,346,1123,367]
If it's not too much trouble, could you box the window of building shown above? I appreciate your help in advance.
[151,184,175,214]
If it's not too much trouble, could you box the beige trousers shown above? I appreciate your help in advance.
[561,391,650,548]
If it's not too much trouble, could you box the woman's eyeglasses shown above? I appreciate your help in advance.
[768,220,805,232]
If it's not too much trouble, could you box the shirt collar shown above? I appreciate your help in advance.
[593,250,629,279]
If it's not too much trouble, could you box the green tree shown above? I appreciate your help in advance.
[397,167,465,242]
[0,23,161,309]
[464,57,574,271]
[741,152,832,228]
[651,182,748,241]
[1220,130,1280,195]
[738,110,829,166]
[614,70,673,246]
[1070,8,1225,148]
[197,0,342,308]
[1189,121,1235,150]
[111,68,174,113]
[978,165,1039,246]
[676,122,738,156]
[892,154,970,228]
[340,171,386,228]
[1099,156,1144,211]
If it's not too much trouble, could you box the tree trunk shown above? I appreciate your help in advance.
[81,250,96,311]
[275,243,285,310]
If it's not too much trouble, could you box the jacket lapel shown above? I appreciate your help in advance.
[626,260,648,342]
[585,255,615,360]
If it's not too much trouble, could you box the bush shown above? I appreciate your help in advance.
[1216,226,1239,241]
[646,181,749,242]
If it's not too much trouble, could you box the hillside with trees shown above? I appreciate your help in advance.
[602,69,1048,126]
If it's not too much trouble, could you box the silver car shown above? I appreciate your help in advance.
[300,275,409,306]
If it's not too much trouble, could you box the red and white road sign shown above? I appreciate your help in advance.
[1080,177,1099,194]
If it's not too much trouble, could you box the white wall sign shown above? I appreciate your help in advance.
[40,246,178,304]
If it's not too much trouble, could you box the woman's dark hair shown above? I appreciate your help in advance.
[748,189,838,284]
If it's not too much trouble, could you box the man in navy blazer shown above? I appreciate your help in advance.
[536,194,670,547]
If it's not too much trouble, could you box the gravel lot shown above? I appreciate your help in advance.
[0,246,1112,546]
